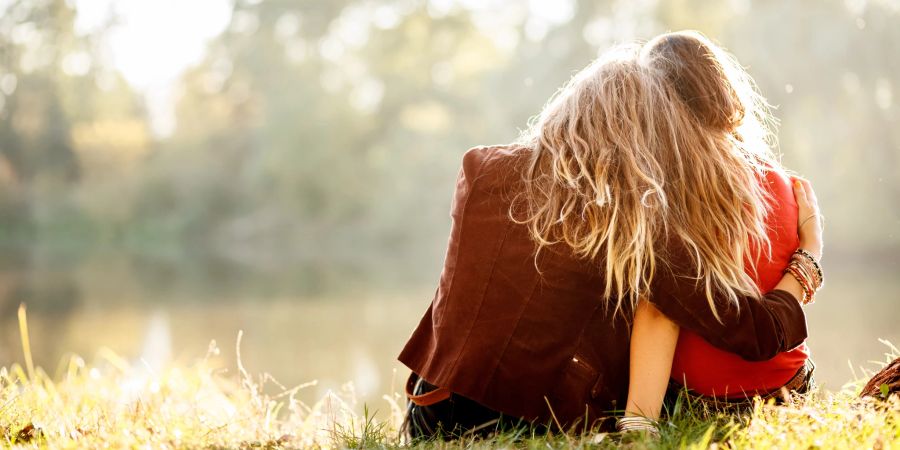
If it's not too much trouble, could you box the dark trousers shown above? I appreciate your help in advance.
[402,373,539,441]
[404,360,815,440]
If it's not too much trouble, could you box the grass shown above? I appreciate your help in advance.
[1,304,898,449]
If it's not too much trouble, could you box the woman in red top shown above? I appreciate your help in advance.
[670,168,811,399]
[622,31,823,433]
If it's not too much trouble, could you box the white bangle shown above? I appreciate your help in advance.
[616,416,660,436]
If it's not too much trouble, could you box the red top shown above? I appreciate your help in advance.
[670,169,809,398]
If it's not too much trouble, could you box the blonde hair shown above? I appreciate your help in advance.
[515,31,780,319]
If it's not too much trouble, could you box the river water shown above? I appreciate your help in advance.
[0,247,897,411]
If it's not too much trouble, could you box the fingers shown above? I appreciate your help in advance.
[801,178,819,208]
[792,177,809,207]
[792,176,824,259]
[801,179,819,215]
[792,177,819,213]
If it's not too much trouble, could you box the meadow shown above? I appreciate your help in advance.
[2,1,899,448]
[1,306,898,449]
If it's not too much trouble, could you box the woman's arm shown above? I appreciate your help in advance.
[648,178,823,361]
[625,299,680,420]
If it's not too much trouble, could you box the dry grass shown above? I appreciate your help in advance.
[1,305,898,449]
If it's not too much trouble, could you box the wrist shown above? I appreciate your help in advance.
[616,416,660,436]
[798,242,822,261]
[784,249,825,306]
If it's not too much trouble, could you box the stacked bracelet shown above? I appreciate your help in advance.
[783,249,824,305]
[795,249,824,283]
[616,416,660,436]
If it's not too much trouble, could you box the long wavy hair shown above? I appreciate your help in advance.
[515,31,781,319]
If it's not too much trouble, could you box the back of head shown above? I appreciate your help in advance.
[640,31,783,316]
[517,31,781,318]
[639,30,772,140]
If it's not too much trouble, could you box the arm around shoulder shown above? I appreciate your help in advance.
[648,242,808,361]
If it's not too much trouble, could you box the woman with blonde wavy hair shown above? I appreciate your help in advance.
[398,30,823,439]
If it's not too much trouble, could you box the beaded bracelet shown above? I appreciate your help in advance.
[786,263,813,304]
[785,264,810,304]
[793,249,824,287]
[792,259,816,287]
[791,254,822,291]
[784,249,825,305]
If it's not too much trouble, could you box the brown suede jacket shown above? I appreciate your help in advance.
[398,144,807,430]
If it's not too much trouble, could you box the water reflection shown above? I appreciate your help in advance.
[140,311,172,372]
[0,247,898,410]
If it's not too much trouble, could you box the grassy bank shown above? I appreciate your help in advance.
[1,309,898,448]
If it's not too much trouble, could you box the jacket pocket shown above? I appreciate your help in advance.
[546,354,600,430]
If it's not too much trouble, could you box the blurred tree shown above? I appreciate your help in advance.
[0,0,150,239]
[0,0,897,285]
